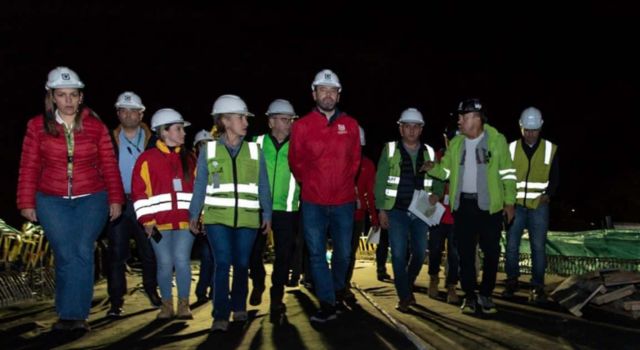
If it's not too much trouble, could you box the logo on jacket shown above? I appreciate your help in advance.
[337,124,347,134]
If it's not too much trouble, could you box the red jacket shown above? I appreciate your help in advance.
[131,141,195,230]
[436,149,454,225]
[289,109,361,205]
[355,156,379,226]
[17,109,124,209]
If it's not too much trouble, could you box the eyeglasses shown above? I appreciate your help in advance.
[271,117,294,123]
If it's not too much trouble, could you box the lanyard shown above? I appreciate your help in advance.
[124,128,143,154]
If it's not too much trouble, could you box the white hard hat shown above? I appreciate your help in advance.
[266,99,297,117]
[397,108,425,125]
[115,91,145,111]
[311,69,342,92]
[150,108,191,131]
[359,126,366,146]
[45,66,84,90]
[211,94,254,116]
[519,107,544,129]
[193,129,214,146]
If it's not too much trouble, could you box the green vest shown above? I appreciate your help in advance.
[255,134,300,212]
[382,141,435,210]
[509,139,557,209]
[203,140,261,228]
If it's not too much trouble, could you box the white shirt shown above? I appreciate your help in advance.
[462,132,484,193]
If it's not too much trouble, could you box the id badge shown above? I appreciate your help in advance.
[212,173,220,189]
[172,178,183,192]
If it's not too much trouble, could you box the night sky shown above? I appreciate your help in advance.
[2,2,639,229]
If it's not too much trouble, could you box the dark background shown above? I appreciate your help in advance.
[2,2,639,230]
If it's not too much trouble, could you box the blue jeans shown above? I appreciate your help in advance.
[505,203,549,287]
[387,209,429,300]
[150,229,195,299]
[302,201,354,305]
[195,235,214,299]
[36,191,108,320]
[206,224,257,320]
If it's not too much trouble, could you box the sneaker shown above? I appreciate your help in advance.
[501,279,519,298]
[477,295,498,314]
[377,272,391,281]
[529,287,548,304]
[249,286,265,306]
[232,310,248,322]
[106,305,124,318]
[310,304,337,323]
[461,296,477,314]
[211,319,229,332]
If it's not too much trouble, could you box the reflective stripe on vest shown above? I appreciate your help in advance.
[382,141,435,208]
[510,139,557,209]
[254,134,299,212]
[134,193,173,218]
[203,140,261,228]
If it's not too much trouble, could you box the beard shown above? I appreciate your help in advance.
[317,98,336,112]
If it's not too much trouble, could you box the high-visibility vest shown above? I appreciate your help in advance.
[509,139,557,209]
[255,135,299,212]
[203,140,261,228]
[382,141,435,210]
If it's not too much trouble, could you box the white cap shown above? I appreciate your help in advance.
[519,107,544,129]
[193,129,214,146]
[397,108,425,125]
[45,66,84,90]
[266,99,297,117]
[115,91,145,111]
[150,108,191,131]
[211,94,254,116]
[311,69,342,92]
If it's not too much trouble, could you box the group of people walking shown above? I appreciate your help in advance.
[16,66,558,332]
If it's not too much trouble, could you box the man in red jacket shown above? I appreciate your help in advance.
[289,69,361,322]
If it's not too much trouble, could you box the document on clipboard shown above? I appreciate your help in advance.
[366,226,381,245]
[408,189,446,226]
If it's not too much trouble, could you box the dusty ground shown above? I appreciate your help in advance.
[1,261,639,349]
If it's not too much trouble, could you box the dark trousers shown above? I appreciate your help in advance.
[453,198,503,297]
[249,227,267,289]
[428,223,459,285]
[375,229,390,274]
[106,199,157,306]
[289,218,304,282]
[195,234,214,299]
[270,211,300,302]
[345,219,363,285]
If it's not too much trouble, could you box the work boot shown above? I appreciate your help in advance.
[157,299,174,319]
[177,298,193,319]
[501,278,519,298]
[428,275,440,298]
[146,288,162,308]
[446,284,460,304]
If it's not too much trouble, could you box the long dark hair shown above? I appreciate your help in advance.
[157,124,193,183]
[43,89,98,136]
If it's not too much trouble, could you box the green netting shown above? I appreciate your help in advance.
[499,229,640,276]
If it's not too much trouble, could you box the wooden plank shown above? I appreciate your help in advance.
[603,271,640,287]
[590,285,636,305]
[623,300,640,311]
